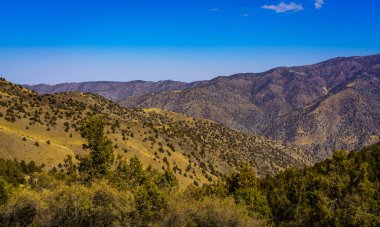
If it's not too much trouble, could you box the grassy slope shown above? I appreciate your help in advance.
[0,79,308,187]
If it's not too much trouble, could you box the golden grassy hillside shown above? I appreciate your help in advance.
[0,79,309,187]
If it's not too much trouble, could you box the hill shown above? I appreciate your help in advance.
[1,119,379,226]
[120,54,380,161]
[0,78,307,188]
[24,80,191,102]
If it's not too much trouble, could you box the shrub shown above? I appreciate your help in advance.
[0,191,41,226]
[134,182,167,225]
[45,181,132,226]
[0,180,8,205]
[0,181,133,226]
[162,196,262,226]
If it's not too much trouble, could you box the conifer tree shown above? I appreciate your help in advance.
[78,116,114,180]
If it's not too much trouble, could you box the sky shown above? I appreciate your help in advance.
[0,0,380,84]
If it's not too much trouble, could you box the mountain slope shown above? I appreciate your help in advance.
[0,79,307,188]
[120,54,380,161]
[24,80,191,102]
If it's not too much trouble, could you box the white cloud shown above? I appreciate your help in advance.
[241,13,250,17]
[209,8,221,12]
[262,2,303,13]
[314,0,324,9]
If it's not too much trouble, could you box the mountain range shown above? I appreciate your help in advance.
[25,54,380,162]
[24,80,190,102]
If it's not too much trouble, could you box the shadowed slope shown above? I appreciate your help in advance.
[121,54,380,161]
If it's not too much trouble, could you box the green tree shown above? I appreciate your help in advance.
[227,163,270,218]
[0,159,25,186]
[227,163,257,193]
[158,169,178,191]
[78,116,114,181]
[134,182,167,225]
[111,156,147,190]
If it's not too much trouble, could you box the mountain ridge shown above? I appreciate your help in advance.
[24,53,380,162]
[120,54,380,161]
[24,80,192,102]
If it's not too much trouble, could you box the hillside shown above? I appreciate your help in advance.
[120,54,380,161]
[24,80,191,102]
[0,78,308,188]
[1,124,379,226]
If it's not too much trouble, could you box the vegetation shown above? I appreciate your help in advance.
[0,113,379,225]
[261,147,380,226]
[0,79,307,186]
[78,116,114,180]
[1,78,379,226]
[0,116,259,226]
[119,54,380,163]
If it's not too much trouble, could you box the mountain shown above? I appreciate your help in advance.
[24,80,191,102]
[24,54,380,162]
[0,78,308,188]
[120,54,380,161]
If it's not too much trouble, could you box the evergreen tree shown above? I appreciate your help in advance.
[227,163,270,218]
[78,116,114,181]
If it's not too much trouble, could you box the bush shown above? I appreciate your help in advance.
[0,190,41,226]
[0,180,8,205]
[45,181,132,226]
[134,182,167,225]
[0,159,26,185]
[162,195,262,226]
[0,181,133,226]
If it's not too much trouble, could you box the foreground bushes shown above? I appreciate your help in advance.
[1,142,380,226]
[0,179,261,226]
[1,116,379,226]
[0,181,133,226]
[163,195,262,227]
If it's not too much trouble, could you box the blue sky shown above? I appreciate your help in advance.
[1,0,380,84]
